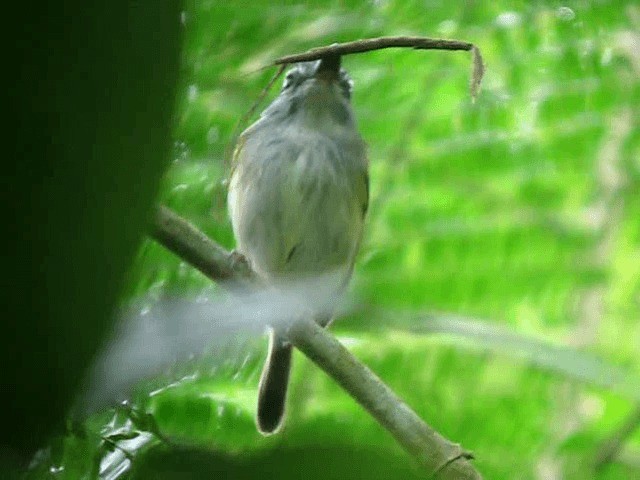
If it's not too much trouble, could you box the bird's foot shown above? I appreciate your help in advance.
[229,250,251,274]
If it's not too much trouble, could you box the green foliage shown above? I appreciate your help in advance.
[29,1,640,479]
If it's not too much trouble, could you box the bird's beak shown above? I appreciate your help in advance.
[315,55,341,83]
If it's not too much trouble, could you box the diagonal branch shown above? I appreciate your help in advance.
[595,403,640,469]
[150,205,482,479]
[151,205,254,288]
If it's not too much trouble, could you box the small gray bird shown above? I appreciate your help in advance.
[228,56,369,434]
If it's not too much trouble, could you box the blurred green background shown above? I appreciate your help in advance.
[26,1,639,479]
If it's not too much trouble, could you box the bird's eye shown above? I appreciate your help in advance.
[282,72,297,90]
[339,77,353,99]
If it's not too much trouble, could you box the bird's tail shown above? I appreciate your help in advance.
[256,331,293,434]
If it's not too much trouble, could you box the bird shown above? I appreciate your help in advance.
[227,55,369,434]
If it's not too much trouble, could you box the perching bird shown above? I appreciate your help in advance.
[228,56,369,434]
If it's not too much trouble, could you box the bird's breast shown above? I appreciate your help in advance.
[229,125,365,279]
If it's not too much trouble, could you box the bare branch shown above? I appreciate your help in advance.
[272,36,475,65]
[150,205,253,288]
[288,317,479,478]
[225,64,287,170]
[595,404,640,469]
[150,205,482,479]
[271,36,484,102]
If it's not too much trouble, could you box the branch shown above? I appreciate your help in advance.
[287,318,478,478]
[150,205,253,288]
[272,37,475,64]
[595,403,640,469]
[272,36,485,101]
[224,64,287,170]
[150,206,482,479]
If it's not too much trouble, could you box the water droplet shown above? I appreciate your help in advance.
[496,11,521,29]
[556,6,576,22]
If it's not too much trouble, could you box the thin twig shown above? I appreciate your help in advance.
[272,36,484,101]
[272,36,475,65]
[150,205,481,479]
[224,64,287,172]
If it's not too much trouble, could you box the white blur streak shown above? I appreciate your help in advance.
[79,270,353,414]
